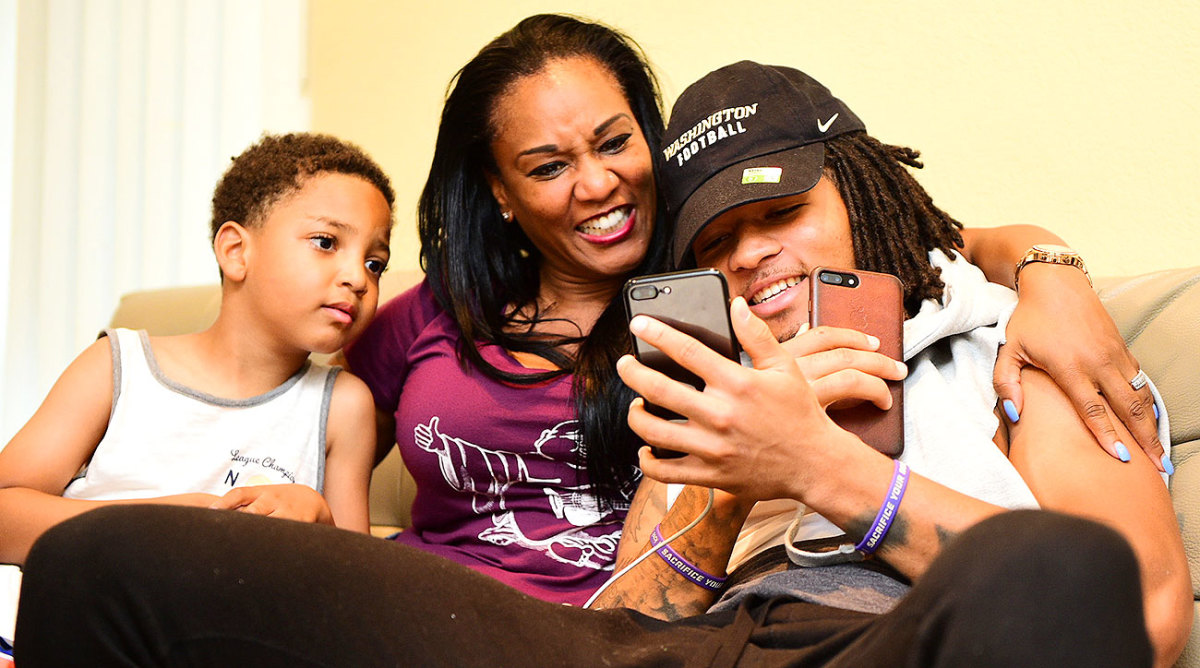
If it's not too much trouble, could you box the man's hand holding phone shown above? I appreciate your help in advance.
[624,267,907,462]
[779,325,907,414]
[619,297,856,502]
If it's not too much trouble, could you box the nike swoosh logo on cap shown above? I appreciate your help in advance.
[817,113,839,133]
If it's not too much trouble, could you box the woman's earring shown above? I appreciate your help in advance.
[501,211,512,222]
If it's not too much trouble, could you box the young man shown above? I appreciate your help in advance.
[599,61,1190,667]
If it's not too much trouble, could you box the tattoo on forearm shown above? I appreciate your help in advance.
[846,510,877,546]
[935,524,959,549]
[650,583,686,621]
[649,564,712,621]
[845,506,959,569]
[885,515,910,549]
[615,489,740,620]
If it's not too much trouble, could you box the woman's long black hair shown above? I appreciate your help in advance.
[417,14,670,508]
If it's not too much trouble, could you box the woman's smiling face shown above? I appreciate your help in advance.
[487,57,656,286]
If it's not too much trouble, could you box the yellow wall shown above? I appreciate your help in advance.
[309,1,1200,277]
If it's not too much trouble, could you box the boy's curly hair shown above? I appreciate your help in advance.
[210,133,396,242]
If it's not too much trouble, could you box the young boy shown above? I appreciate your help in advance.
[0,133,394,645]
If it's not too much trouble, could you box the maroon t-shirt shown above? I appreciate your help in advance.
[346,281,630,605]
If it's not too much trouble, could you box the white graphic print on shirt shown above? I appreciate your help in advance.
[413,417,627,571]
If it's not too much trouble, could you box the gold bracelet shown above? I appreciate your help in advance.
[1014,244,1091,292]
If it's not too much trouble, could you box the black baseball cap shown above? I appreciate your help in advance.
[661,61,866,267]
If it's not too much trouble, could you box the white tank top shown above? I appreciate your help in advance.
[63,328,337,500]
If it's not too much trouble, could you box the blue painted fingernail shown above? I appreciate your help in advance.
[1153,403,1160,420]
[1162,454,1175,475]
[1002,399,1019,423]
[1115,442,1131,462]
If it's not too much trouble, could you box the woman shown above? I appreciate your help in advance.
[342,14,667,606]
[342,14,1158,606]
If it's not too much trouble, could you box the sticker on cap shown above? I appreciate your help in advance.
[741,167,782,184]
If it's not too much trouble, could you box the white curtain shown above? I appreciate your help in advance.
[0,0,14,437]
[2,0,310,442]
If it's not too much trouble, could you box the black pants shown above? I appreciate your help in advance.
[14,507,1150,667]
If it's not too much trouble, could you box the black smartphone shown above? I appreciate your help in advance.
[809,267,905,457]
[623,269,742,457]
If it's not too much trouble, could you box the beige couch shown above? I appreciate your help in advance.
[108,266,1200,665]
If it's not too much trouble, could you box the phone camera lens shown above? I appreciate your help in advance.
[820,272,844,285]
[630,285,659,300]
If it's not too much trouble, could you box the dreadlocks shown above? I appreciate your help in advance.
[823,132,965,316]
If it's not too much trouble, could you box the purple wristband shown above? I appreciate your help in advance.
[855,460,910,555]
[650,525,726,591]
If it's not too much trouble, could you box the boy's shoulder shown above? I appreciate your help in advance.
[322,367,377,442]
[322,365,371,409]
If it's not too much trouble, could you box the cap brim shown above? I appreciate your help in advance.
[671,143,825,268]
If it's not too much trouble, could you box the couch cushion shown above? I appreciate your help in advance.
[107,270,424,343]
[108,284,223,336]
[1096,267,1200,605]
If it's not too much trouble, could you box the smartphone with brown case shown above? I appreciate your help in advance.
[809,267,905,457]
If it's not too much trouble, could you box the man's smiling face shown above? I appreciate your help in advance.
[690,175,856,341]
